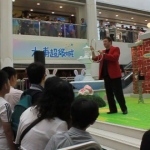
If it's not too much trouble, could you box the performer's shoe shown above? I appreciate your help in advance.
[107,111,117,114]
[123,110,128,115]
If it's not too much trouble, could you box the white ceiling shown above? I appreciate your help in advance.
[13,0,150,27]
[97,9,150,27]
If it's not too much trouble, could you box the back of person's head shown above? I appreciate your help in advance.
[2,67,17,87]
[27,62,45,84]
[71,98,99,129]
[36,76,74,123]
[2,67,16,80]
[0,70,10,94]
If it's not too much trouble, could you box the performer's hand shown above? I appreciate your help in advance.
[90,46,94,51]
[98,50,104,54]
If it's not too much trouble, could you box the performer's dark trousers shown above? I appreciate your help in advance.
[104,76,127,112]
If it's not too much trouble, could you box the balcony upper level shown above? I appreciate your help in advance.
[13,18,143,43]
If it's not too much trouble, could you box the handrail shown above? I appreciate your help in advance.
[13,18,87,39]
[13,18,85,26]
[124,62,132,70]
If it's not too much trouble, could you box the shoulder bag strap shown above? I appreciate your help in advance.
[19,117,43,145]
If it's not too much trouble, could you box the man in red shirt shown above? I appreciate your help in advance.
[90,37,128,114]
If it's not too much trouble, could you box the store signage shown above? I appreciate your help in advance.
[13,38,87,61]
[143,53,150,58]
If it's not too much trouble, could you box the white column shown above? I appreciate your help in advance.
[75,6,86,38]
[86,0,98,44]
[0,0,13,69]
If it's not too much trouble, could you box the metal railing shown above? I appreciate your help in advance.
[13,18,87,39]
[98,27,141,43]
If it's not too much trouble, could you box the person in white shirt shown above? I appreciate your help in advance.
[45,98,101,150]
[15,76,74,150]
[2,67,23,111]
[0,70,16,150]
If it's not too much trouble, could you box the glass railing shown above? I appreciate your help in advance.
[12,18,87,39]
[98,27,141,43]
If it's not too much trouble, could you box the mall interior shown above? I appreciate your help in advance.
[0,0,150,150]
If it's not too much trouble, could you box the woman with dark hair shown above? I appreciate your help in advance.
[15,77,74,150]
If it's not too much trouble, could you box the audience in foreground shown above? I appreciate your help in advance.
[15,76,74,150]
[45,98,102,150]
[140,130,150,150]
[2,67,23,111]
[0,71,16,150]
[11,62,46,136]
[25,62,46,104]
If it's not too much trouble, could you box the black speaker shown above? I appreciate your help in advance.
[34,51,45,65]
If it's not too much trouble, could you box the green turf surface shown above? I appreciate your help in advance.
[97,97,150,130]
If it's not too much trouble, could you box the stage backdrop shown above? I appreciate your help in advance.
[13,36,87,62]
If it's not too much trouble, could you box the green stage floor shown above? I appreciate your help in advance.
[97,97,150,130]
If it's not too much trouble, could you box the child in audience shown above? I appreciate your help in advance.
[15,76,74,150]
[25,62,45,105]
[45,98,102,150]
[0,70,16,150]
[3,67,23,111]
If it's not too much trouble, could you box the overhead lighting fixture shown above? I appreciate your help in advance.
[121,21,123,23]
[145,20,148,22]
[60,6,63,8]
[52,12,55,14]
[12,0,15,2]
[116,15,119,17]
[71,14,74,16]
[37,3,40,5]
[107,22,110,23]
[147,23,150,28]
[30,9,33,11]
[134,23,137,25]
[106,19,108,21]
[99,12,101,14]
[29,14,31,16]
[131,17,134,20]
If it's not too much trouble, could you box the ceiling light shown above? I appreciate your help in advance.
[71,14,74,16]
[29,14,31,16]
[134,23,137,25]
[60,6,63,8]
[147,23,150,28]
[145,20,148,22]
[116,15,118,17]
[131,17,134,19]
[52,12,55,14]
[121,21,123,23]
[106,19,108,21]
[12,0,15,2]
[99,12,101,14]
[30,9,33,11]
[107,22,110,23]
[37,3,40,5]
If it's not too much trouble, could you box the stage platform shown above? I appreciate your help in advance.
[97,97,150,130]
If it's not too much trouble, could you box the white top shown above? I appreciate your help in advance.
[0,97,12,150]
[5,87,23,111]
[45,127,101,150]
[15,107,68,150]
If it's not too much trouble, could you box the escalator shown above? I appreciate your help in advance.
[121,62,133,89]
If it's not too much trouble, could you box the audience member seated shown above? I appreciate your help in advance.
[2,67,23,111]
[25,62,45,105]
[45,98,102,150]
[140,130,150,150]
[0,70,16,150]
[15,76,74,150]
